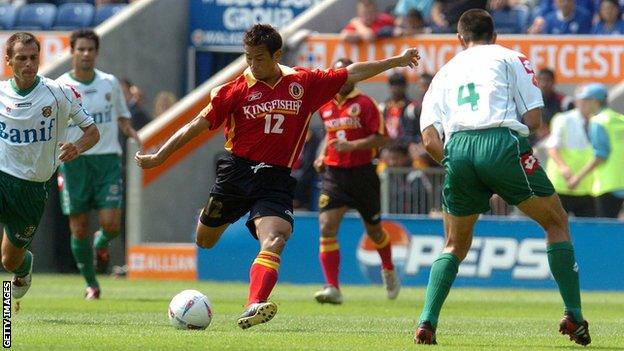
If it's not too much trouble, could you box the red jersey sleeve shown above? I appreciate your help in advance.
[361,96,385,135]
[304,67,348,112]
[200,82,237,131]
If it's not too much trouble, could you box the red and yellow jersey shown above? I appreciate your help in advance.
[201,64,347,168]
[319,89,385,168]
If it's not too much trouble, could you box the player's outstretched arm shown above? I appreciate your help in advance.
[59,124,100,162]
[118,117,142,150]
[135,116,210,169]
[421,125,444,165]
[345,48,420,84]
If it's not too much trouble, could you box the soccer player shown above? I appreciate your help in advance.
[313,58,397,305]
[56,29,140,300]
[414,10,591,346]
[135,24,419,329]
[0,32,99,302]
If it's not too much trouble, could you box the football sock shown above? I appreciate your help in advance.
[374,230,394,270]
[247,250,280,305]
[319,237,340,289]
[547,241,584,323]
[94,229,119,250]
[71,236,99,288]
[12,250,33,278]
[419,253,459,329]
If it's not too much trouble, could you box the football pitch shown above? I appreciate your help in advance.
[4,274,624,350]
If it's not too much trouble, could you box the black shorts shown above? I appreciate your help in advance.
[319,163,381,224]
[199,154,297,237]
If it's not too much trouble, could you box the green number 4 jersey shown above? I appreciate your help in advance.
[420,44,544,139]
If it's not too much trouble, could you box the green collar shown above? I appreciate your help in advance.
[10,76,40,96]
[69,71,96,85]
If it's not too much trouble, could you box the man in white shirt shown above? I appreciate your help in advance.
[0,32,99,302]
[57,29,141,300]
[415,9,590,346]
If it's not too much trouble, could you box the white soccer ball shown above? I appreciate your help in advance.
[168,289,213,330]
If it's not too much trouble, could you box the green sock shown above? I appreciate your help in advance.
[93,229,118,250]
[12,250,33,277]
[547,241,583,323]
[71,236,98,288]
[419,253,460,329]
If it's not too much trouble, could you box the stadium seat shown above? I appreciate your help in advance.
[53,3,95,30]
[14,4,57,31]
[57,0,95,4]
[0,5,17,30]
[93,4,126,26]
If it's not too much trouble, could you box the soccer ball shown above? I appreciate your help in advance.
[168,289,213,330]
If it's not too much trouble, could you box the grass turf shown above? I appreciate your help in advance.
[3,274,623,350]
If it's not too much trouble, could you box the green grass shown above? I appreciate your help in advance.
[3,274,624,350]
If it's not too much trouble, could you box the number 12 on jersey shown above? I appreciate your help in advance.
[458,82,480,111]
[264,113,284,134]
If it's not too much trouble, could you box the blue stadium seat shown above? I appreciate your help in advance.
[93,4,126,26]
[0,5,17,30]
[53,3,95,30]
[14,4,57,31]
[57,0,95,4]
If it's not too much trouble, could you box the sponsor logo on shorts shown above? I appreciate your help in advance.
[284,210,294,219]
[250,162,272,174]
[520,153,539,175]
[16,225,36,240]
[318,194,329,208]
[109,184,120,195]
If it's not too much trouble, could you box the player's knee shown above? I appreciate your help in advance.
[261,233,288,252]
[319,221,338,237]
[195,235,217,249]
[1,255,20,272]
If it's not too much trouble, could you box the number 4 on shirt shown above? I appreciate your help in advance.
[458,82,480,111]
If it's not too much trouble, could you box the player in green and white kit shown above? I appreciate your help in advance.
[414,10,591,346]
[0,32,99,302]
[56,29,140,300]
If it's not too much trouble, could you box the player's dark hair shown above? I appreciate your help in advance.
[537,68,555,80]
[5,32,40,57]
[243,24,282,56]
[70,29,100,51]
[333,58,353,68]
[389,72,407,86]
[457,9,495,43]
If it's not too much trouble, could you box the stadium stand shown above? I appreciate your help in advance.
[0,4,17,30]
[53,3,95,30]
[13,3,57,30]
[93,4,126,26]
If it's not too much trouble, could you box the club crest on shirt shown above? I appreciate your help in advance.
[248,91,262,101]
[105,92,111,101]
[288,82,304,100]
[42,106,52,118]
[347,103,361,117]
[5,106,10,114]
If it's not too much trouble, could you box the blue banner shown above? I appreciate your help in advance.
[197,213,624,291]
[189,0,322,49]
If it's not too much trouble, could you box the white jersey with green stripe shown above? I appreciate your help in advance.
[57,69,130,155]
[420,44,544,139]
[0,76,93,182]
